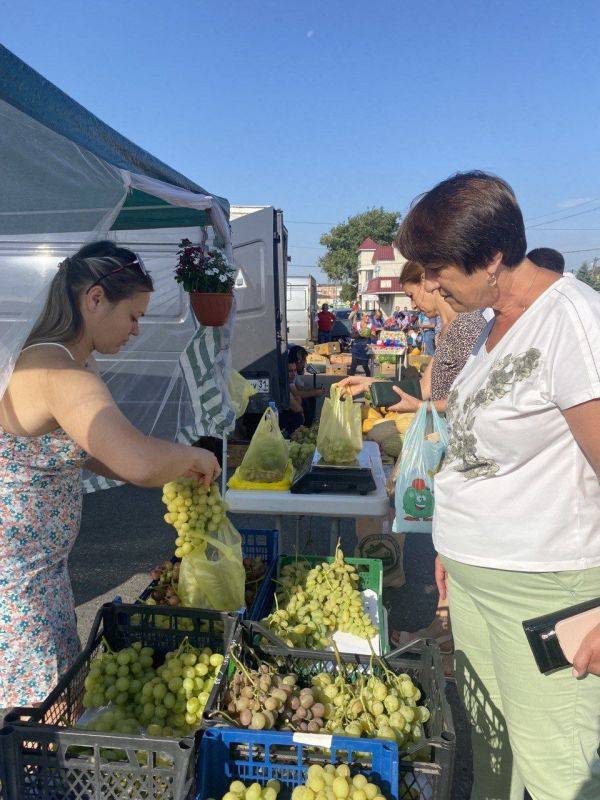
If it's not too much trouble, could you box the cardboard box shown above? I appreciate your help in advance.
[314,341,341,356]
[329,353,352,366]
[376,362,397,377]
[325,364,348,376]
[307,353,329,364]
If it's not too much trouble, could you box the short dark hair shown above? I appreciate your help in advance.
[397,171,527,275]
[288,345,308,364]
[527,247,565,275]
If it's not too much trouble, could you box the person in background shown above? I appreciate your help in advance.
[397,170,600,800]
[316,303,336,343]
[279,356,304,437]
[341,259,487,655]
[418,310,438,355]
[369,309,386,332]
[348,299,360,325]
[349,322,373,376]
[527,246,565,275]
[288,345,325,427]
[405,326,419,348]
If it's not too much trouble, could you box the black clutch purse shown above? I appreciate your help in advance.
[522,597,600,674]
[369,378,422,409]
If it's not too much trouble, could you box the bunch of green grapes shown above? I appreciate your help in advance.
[290,441,316,470]
[138,642,224,737]
[162,480,227,558]
[82,641,224,739]
[212,779,280,800]
[262,545,377,648]
[293,765,387,800]
[310,667,429,747]
[83,642,155,710]
[291,424,319,445]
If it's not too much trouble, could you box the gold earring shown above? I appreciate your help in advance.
[487,274,497,287]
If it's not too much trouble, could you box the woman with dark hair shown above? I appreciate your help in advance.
[398,172,600,800]
[0,241,220,708]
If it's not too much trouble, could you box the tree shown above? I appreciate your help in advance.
[319,208,401,301]
[576,260,600,291]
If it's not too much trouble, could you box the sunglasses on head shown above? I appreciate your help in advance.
[88,257,149,291]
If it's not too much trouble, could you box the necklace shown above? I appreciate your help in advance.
[521,269,539,312]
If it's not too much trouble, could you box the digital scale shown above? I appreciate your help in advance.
[290,446,377,495]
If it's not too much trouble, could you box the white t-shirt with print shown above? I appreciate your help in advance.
[433,276,600,572]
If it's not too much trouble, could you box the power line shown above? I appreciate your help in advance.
[527,204,600,229]
[286,220,337,225]
[528,227,600,231]
[524,197,600,224]
[562,246,600,254]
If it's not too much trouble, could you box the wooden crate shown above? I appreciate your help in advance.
[325,364,348,376]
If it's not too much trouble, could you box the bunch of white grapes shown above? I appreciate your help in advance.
[292,766,388,800]
[210,779,280,800]
[262,545,377,649]
[82,640,224,739]
[162,479,227,558]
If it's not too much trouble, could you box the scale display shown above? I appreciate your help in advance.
[290,447,376,495]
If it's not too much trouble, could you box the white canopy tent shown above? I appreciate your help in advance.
[0,45,236,488]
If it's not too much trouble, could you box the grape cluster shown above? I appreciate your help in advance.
[311,668,429,746]
[83,642,155,710]
[293,766,388,800]
[262,545,377,648]
[148,560,181,606]
[222,662,324,733]
[212,779,280,800]
[82,640,224,739]
[243,556,267,608]
[162,480,227,558]
[290,425,318,470]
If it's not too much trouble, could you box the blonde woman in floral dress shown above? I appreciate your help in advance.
[0,240,220,709]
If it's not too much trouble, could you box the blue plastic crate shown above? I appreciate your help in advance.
[136,529,279,620]
[197,728,399,800]
[240,529,279,621]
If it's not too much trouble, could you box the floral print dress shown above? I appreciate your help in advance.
[0,425,88,706]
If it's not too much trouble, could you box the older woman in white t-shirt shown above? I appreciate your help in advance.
[397,171,600,800]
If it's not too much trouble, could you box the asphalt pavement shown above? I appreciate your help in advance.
[70,483,472,799]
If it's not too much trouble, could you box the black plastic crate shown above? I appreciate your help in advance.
[204,623,455,800]
[0,603,240,800]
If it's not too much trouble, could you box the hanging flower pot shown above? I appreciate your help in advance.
[174,237,236,328]
[190,291,233,326]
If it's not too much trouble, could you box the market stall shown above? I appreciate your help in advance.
[0,45,454,800]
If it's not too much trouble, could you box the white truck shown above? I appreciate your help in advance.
[286,275,317,345]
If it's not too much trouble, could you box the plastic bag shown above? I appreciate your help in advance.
[317,384,362,464]
[228,371,256,418]
[237,407,289,483]
[393,403,448,534]
[178,519,245,611]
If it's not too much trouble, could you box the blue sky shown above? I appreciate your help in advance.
[3,0,600,279]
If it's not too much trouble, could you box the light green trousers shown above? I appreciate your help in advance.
[441,556,600,800]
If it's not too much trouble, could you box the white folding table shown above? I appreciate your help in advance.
[224,441,389,553]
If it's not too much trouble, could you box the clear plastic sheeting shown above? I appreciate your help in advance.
[0,99,126,236]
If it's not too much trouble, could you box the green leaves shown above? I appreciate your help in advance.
[318,207,401,299]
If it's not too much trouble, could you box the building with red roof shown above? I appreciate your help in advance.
[356,238,409,315]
